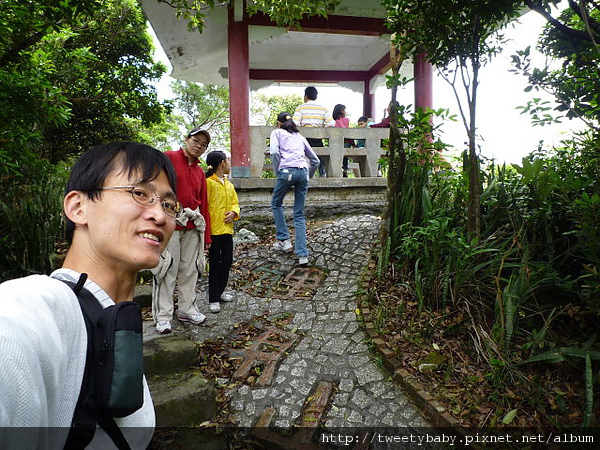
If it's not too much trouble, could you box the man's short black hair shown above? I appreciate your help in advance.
[64,142,177,244]
[305,86,318,101]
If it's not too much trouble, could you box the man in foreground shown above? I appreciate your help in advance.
[0,142,178,449]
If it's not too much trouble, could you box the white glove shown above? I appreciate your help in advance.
[176,207,201,227]
[193,214,206,232]
[185,207,201,220]
[196,249,207,276]
[150,250,173,283]
[176,209,190,227]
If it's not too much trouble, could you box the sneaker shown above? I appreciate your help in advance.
[156,320,172,335]
[220,292,234,302]
[298,256,309,266]
[272,239,293,252]
[177,310,206,325]
[209,302,221,313]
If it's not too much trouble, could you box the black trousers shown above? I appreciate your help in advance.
[208,234,233,303]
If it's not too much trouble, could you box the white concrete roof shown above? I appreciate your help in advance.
[141,0,411,93]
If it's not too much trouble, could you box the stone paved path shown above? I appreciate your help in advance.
[166,215,433,445]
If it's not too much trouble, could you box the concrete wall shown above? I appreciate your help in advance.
[232,177,388,220]
[250,126,390,178]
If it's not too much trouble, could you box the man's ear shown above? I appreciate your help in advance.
[63,190,88,227]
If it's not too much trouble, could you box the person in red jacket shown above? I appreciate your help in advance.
[152,128,212,334]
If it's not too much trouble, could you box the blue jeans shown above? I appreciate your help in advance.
[271,167,309,258]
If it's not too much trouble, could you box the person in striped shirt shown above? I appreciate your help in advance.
[292,86,334,177]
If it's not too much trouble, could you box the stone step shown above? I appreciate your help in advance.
[142,323,218,426]
[148,371,217,427]
[143,330,198,377]
[134,283,153,308]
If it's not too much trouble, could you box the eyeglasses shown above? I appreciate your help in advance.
[99,186,181,218]
[189,136,209,148]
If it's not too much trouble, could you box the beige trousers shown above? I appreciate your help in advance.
[152,229,202,323]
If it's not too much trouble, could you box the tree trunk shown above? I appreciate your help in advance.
[381,38,406,253]
[466,56,481,240]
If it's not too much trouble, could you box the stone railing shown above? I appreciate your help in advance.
[249,126,390,178]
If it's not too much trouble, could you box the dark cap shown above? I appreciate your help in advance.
[187,128,211,144]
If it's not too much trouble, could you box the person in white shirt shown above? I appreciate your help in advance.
[0,142,179,449]
[292,86,334,177]
[270,112,320,265]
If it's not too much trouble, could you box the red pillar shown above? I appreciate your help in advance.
[228,4,250,177]
[414,52,433,112]
[363,80,374,118]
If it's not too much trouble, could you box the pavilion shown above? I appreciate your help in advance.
[141,0,433,178]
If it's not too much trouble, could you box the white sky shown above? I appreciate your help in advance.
[150,6,582,164]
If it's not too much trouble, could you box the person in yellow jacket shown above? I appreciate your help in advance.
[205,151,240,313]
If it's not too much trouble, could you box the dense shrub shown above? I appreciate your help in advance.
[375,130,600,427]
[0,163,68,282]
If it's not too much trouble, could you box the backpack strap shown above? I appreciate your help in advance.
[62,273,132,450]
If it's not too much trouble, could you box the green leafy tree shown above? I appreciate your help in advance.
[0,0,98,184]
[524,0,600,44]
[169,80,230,152]
[0,0,168,180]
[513,1,600,130]
[383,0,523,239]
[251,93,303,126]
[129,115,181,153]
[159,0,340,31]
[41,0,169,162]
[245,0,340,28]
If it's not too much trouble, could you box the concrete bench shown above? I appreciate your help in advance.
[250,126,390,178]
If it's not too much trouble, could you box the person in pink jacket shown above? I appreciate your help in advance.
[333,104,355,177]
